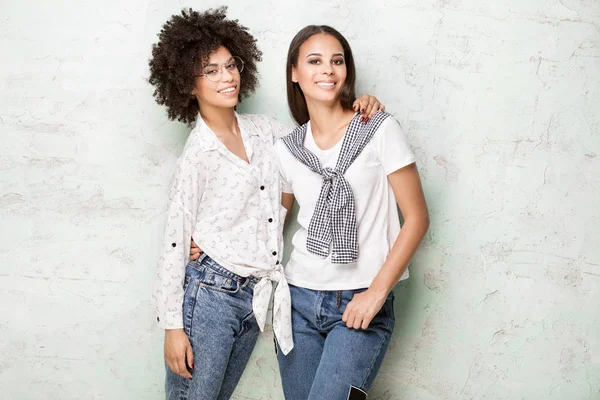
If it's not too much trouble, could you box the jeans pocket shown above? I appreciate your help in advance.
[374,291,395,322]
[199,268,240,294]
[384,291,395,322]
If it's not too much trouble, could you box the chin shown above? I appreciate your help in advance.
[216,99,240,109]
[314,94,340,105]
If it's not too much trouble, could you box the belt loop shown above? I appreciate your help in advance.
[197,252,208,264]
[336,290,342,308]
[241,277,249,289]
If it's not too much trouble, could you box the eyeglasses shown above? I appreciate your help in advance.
[196,56,245,82]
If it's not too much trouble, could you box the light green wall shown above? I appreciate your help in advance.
[1,0,598,399]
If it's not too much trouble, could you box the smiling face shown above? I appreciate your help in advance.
[192,46,241,111]
[291,33,348,106]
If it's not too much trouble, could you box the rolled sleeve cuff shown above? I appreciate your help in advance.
[156,311,184,330]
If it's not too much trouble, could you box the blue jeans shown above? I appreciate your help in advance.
[277,285,395,400]
[165,256,260,400]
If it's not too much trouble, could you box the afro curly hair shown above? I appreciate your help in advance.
[148,7,262,125]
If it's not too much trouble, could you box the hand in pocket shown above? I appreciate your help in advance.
[190,239,204,261]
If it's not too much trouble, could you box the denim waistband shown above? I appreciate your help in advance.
[192,254,260,287]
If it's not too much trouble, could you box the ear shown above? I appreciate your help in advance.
[291,66,298,83]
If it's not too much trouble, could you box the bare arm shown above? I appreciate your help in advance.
[343,163,429,329]
[281,192,295,227]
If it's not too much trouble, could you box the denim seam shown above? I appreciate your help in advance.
[359,318,393,390]
[178,377,190,400]
[185,281,200,340]
[314,291,324,330]
[235,310,255,338]
[198,282,240,295]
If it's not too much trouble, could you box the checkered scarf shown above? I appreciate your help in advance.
[282,111,390,264]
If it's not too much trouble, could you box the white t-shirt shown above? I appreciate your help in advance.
[274,116,416,290]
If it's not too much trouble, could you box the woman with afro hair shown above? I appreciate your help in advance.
[149,7,383,400]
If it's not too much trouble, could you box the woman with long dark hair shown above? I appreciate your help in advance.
[274,25,430,399]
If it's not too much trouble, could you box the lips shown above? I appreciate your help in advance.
[316,82,336,87]
[218,85,237,94]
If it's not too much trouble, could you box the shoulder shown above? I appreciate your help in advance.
[238,113,290,139]
[274,136,289,156]
[368,112,404,143]
[276,122,308,152]
[238,112,271,125]
[177,125,211,167]
[368,111,401,133]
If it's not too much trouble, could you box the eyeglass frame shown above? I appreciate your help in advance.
[195,56,245,82]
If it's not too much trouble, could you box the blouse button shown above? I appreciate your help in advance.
[260,185,265,190]
[268,218,273,223]
[272,251,277,256]
[171,243,176,248]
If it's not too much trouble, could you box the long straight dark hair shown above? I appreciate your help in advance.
[286,25,357,126]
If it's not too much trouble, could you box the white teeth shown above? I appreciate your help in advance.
[219,87,236,93]
[317,82,335,87]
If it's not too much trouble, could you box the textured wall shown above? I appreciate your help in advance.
[1,0,599,399]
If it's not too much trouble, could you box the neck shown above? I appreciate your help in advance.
[306,99,355,138]
[198,104,237,135]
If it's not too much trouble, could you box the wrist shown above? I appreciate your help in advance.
[366,285,389,302]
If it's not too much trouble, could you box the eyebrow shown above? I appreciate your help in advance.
[305,53,345,58]
[205,57,234,67]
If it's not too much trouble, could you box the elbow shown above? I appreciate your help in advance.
[418,213,430,239]
[403,211,430,237]
[423,211,430,233]
[414,210,430,237]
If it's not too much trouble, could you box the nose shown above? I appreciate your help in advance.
[220,66,235,82]
[321,62,334,75]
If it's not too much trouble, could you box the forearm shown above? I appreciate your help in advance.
[368,215,430,297]
[281,192,295,228]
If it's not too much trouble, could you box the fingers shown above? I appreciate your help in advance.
[354,96,384,123]
[164,330,193,380]
[366,95,385,119]
[342,304,352,327]
[361,317,373,330]
[177,356,192,380]
[345,313,356,329]
[346,311,364,329]
[343,301,362,330]
[186,344,194,372]
[352,316,363,330]
[190,247,201,261]
[166,353,191,379]
[353,103,368,123]
[189,239,204,261]
[364,97,377,119]
[343,298,378,330]
[353,96,370,122]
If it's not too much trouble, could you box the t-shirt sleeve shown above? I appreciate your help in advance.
[274,140,294,194]
[373,117,416,175]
